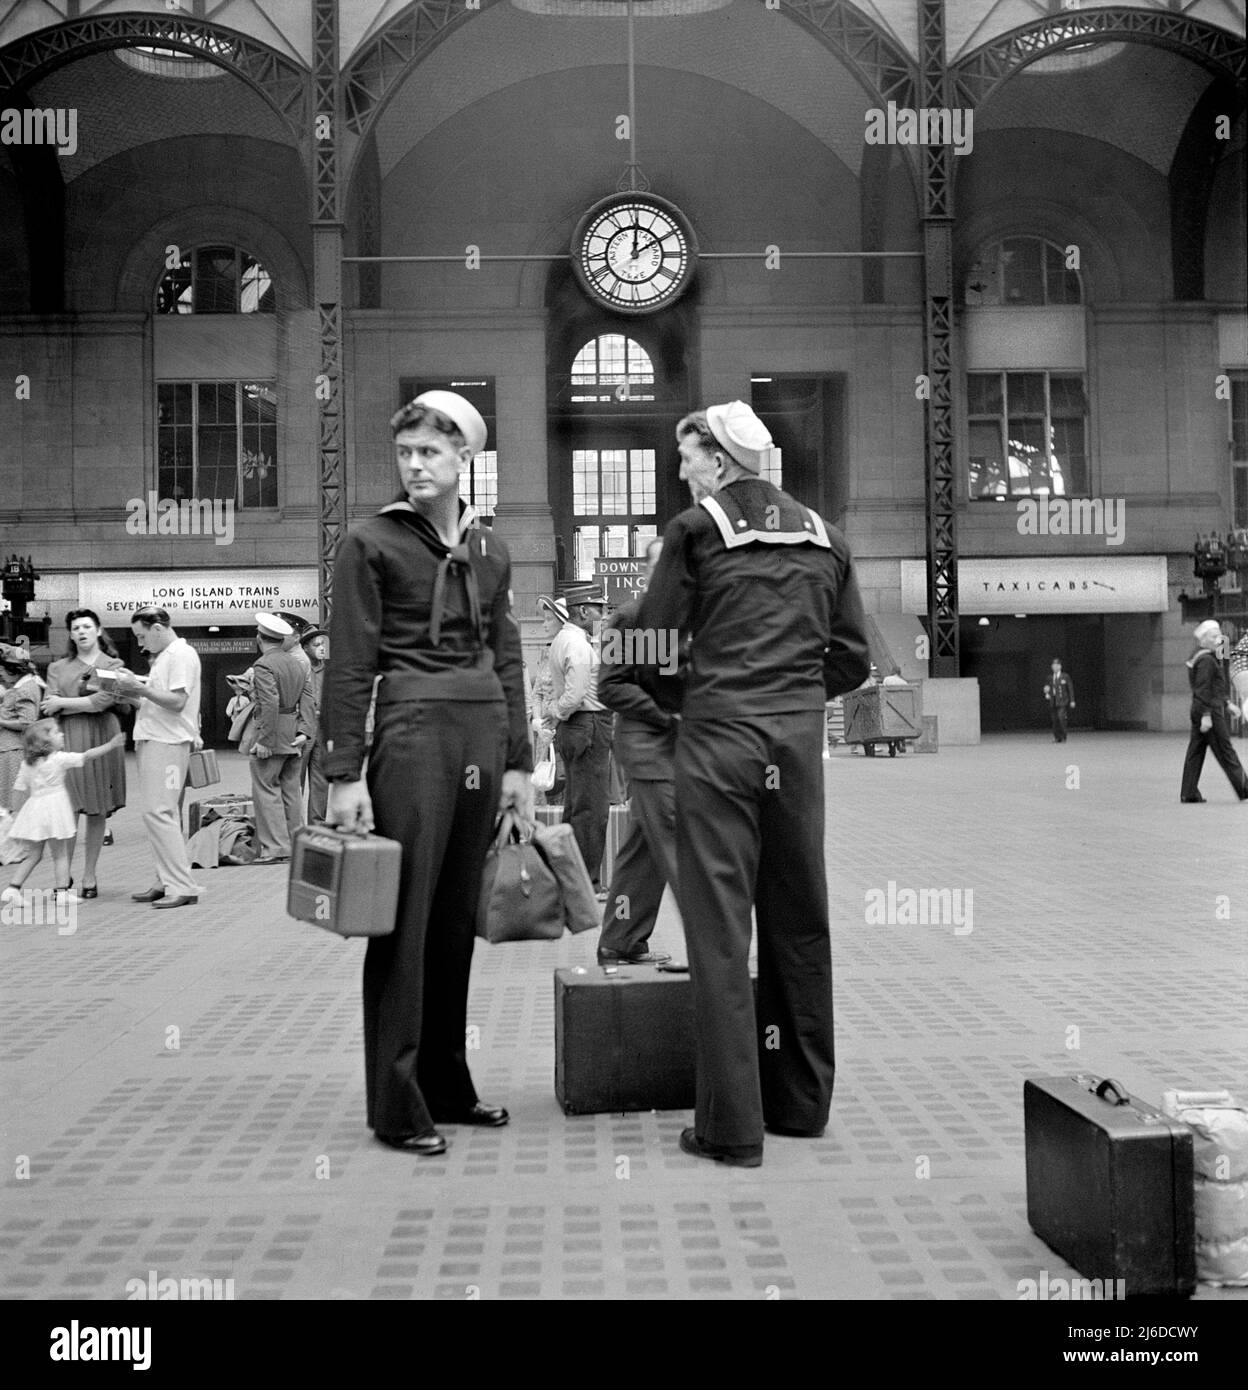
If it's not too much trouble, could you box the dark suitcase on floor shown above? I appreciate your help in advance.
[555,966,695,1114]
[1024,1074,1195,1298]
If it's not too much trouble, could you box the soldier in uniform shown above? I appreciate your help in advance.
[247,612,314,864]
[323,390,532,1155]
[640,401,870,1167]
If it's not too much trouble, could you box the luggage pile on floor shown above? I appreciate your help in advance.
[187,794,258,868]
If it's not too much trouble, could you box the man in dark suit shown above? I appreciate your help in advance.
[1043,658,1076,742]
[248,612,314,863]
[596,537,676,966]
[640,401,870,1168]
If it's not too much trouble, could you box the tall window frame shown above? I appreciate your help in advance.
[1231,370,1248,529]
[966,370,1089,500]
[156,380,278,508]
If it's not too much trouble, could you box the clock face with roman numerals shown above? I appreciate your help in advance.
[571,194,697,315]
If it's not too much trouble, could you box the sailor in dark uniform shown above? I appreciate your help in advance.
[321,390,533,1155]
[640,401,870,1167]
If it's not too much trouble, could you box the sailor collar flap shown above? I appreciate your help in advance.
[698,486,831,550]
[376,498,487,646]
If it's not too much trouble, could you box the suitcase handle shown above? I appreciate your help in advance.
[1094,1077,1130,1106]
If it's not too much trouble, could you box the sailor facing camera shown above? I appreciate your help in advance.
[321,390,533,1156]
[640,400,871,1167]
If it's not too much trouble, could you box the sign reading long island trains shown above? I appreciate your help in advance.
[78,569,319,628]
[594,557,648,606]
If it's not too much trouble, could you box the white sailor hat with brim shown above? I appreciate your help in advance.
[255,612,294,639]
[705,400,779,474]
[538,595,571,624]
[392,390,488,456]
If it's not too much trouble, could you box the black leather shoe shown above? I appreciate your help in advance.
[678,1127,762,1168]
[102,830,114,846]
[765,1122,826,1138]
[1180,795,1206,803]
[376,1130,447,1156]
[152,896,198,910]
[597,948,673,965]
[81,885,98,899]
[431,1103,509,1127]
[131,887,165,902]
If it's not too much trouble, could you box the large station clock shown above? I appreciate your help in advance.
[570,193,697,315]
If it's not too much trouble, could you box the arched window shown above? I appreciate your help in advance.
[964,236,1082,307]
[565,334,659,578]
[570,334,655,403]
[156,245,275,314]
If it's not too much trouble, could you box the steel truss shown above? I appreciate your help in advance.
[343,0,917,139]
[0,13,306,133]
[952,6,1246,107]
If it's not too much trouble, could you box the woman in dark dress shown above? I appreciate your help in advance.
[41,610,128,897]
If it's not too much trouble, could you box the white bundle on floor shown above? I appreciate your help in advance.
[1163,1089,1248,1286]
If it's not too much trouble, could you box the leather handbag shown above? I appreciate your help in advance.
[531,819,599,933]
[476,811,564,944]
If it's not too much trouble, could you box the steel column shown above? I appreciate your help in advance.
[313,0,345,624]
[919,0,959,677]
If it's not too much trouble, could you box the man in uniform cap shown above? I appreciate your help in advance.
[640,400,870,1166]
[1181,619,1248,803]
[248,612,315,862]
[539,581,614,893]
[298,626,329,823]
[323,389,531,1155]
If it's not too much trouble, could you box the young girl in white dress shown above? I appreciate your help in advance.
[1,719,125,906]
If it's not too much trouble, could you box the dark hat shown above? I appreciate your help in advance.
[299,626,327,646]
[561,582,609,609]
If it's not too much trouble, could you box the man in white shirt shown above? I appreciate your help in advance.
[539,582,613,892]
[113,607,204,909]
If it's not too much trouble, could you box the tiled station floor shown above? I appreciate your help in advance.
[2,734,1244,1301]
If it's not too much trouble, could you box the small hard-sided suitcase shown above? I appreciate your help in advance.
[187,749,220,788]
[285,824,403,937]
[556,966,695,1114]
[1024,1074,1195,1298]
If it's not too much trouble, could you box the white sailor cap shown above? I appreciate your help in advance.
[1193,620,1222,642]
[255,611,294,639]
[705,400,779,474]
[392,389,488,456]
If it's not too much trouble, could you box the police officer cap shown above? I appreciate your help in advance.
[705,400,778,474]
[255,612,293,639]
[405,390,488,456]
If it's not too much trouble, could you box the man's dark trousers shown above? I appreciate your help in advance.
[363,698,504,1137]
[1181,707,1248,800]
[1050,706,1068,742]
[676,710,835,1152]
[557,709,614,889]
[599,775,677,955]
